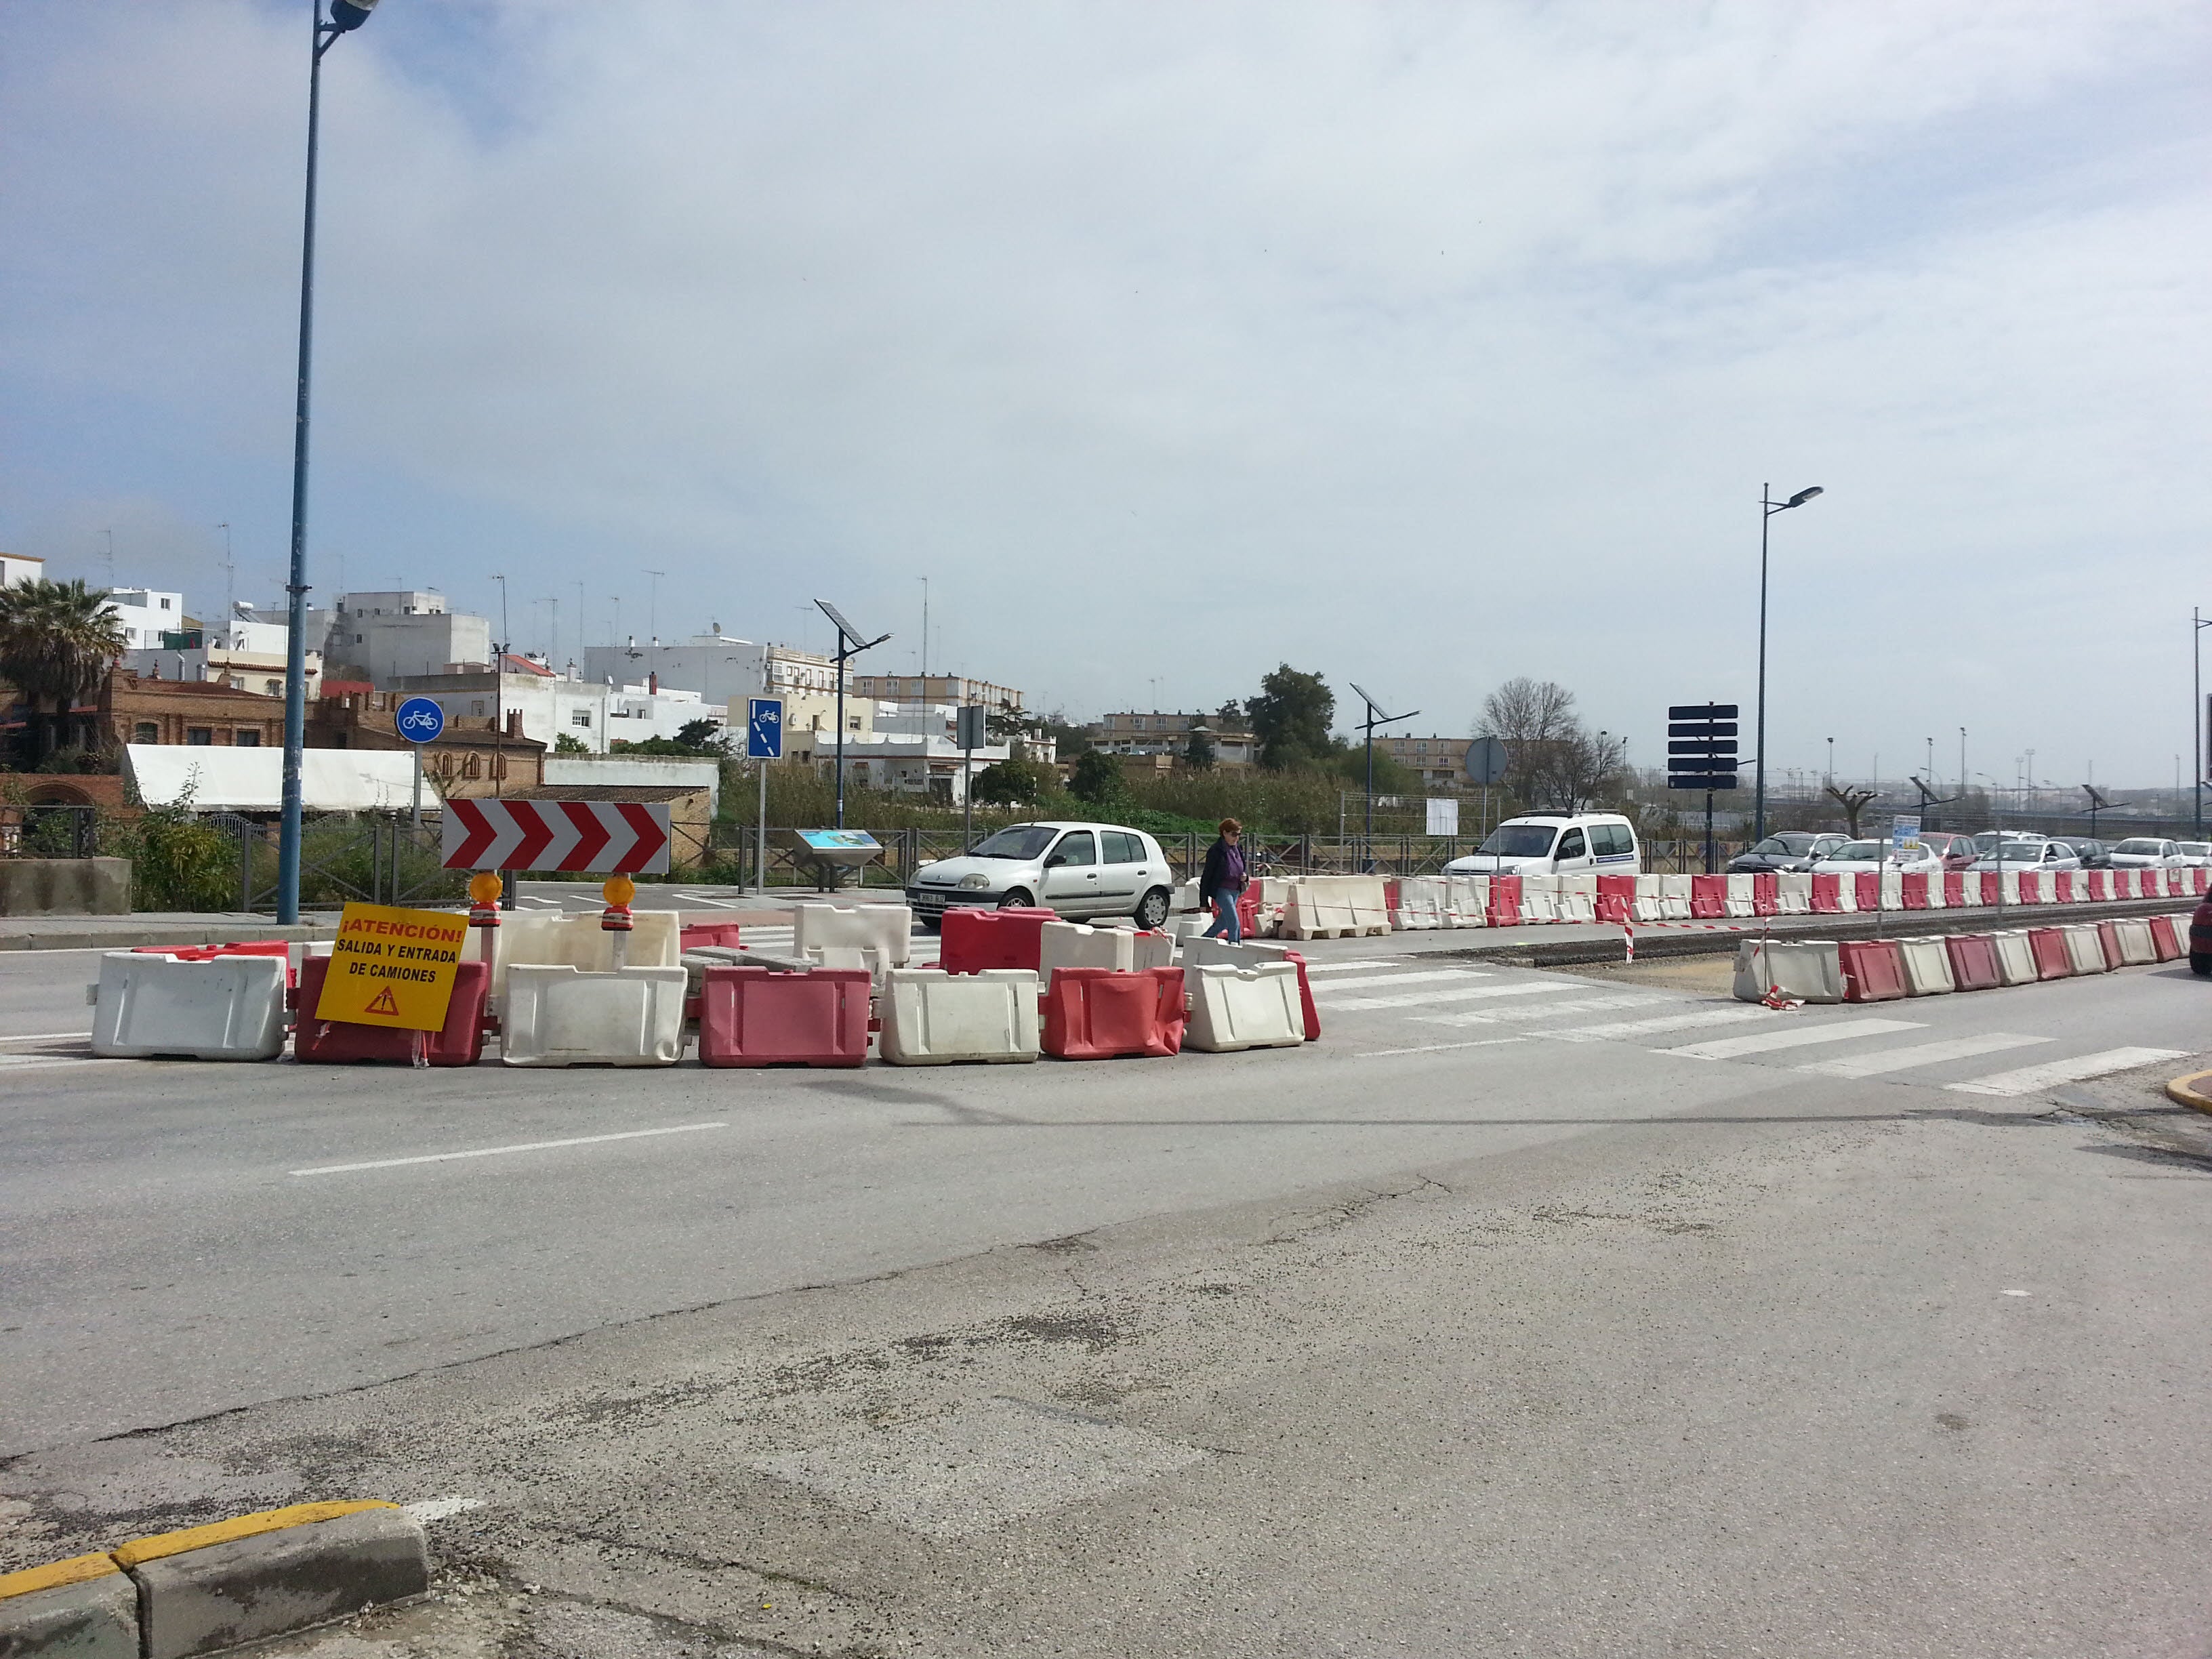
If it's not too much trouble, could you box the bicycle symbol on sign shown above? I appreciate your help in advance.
[399,706,440,734]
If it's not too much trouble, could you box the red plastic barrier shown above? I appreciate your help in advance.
[1751,873,1779,916]
[1970,872,1999,906]
[1383,880,1400,917]
[1237,884,1262,937]
[135,939,295,987]
[2027,928,2071,981]
[1283,948,1322,1042]
[2112,870,2137,899]
[2169,870,2190,898]
[1838,939,1907,1002]
[697,966,869,1067]
[2150,914,2184,961]
[1596,874,1636,923]
[1810,872,1843,913]
[1486,875,1522,929]
[2193,869,2209,895]
[2095,920,2125,970]
[1900,873,1931,909]
[1942,872,1966,906]
[2085,870,2110,901]
[679,922,744,951]
[2051,872,2074,903]
[1944,934,2001,991]
[1853,872,1881,912]
[938,906,1057,975]
[294,957,488,1066]
[1042,966,1185,1059]
[2018,872,2045,905]
[1689,874,1727,919]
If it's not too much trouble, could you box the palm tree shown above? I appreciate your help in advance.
[0,578,127,762]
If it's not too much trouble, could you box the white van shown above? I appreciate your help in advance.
[1442,813,1641,878]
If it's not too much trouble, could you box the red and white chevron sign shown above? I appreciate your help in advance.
[441,799,672,874]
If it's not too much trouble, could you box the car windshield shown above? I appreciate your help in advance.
[1832,841,1880,861]
[2181,844,2211,857]
[1997,842,2045,862]
[970,825,1059,860]
[2114,840,2164,854]
[1478,825,1559,858]
[1749,836,1805,856]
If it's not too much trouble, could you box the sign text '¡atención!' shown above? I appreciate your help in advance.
[333,915,466,982]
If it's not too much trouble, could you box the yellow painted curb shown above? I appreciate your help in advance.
[0,1553,122,1601]
[110,1500,398,1570]
[2165,1071,2212,1115]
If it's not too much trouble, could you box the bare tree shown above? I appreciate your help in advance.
[1824,783,1879,838]
[1475,678,1620,808]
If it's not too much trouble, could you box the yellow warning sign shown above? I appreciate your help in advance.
[314,903,470,1031]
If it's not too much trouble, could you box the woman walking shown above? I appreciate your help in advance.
[1199,817,1247,942]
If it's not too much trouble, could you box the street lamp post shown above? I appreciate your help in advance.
[1349,684,1416,871]
[277,0,381,924]
[2194,609,2210,837]
[1755,483,1824,844]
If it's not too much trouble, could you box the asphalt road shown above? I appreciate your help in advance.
[4,930,2211,1655]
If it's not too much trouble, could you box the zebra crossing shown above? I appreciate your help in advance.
[1313,956,2184,1097]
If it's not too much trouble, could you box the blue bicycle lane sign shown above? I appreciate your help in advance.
[396,697,447,743]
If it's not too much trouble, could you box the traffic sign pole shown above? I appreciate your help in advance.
[393,697,447,834]
[746,695,785,897]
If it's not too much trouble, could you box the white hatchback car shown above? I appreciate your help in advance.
[2109,837,2182,869]
[1442,813,1641,878]
[907,820,1176,929]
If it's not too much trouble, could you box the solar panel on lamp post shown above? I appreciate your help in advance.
[1754,483,1823,850]
[815,600,890,830]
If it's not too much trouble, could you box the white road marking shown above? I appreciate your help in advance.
[1945,1047,2188,1097]
[1317,980,1584,1013]
[520,896,565,909]
[1660,1018,1926,1060]
[678,892,746,909]
[1297,958,1422,975]
[0,1030,94,1042]
[1355,1038,1529,1057]
[1798,1033,2052,1079]
[0,1054,119,1071]
[1307,970,1488,996]
[292,1121,729,1176]
[1540,1006,1772,1042]
[403,1495,487,1523]
[1411,994,1664,1029]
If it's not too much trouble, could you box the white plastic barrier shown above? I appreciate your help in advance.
[1992,930,2039,985]
[1518,876,1561,925]
[1723,874,1758,919]
[1732,939,1843,1004]
[1776,873,1813,916]
[1392,876,1448,930]
[1632,874,1667,922]
[87,951,289,1061]
[1659,874,1693,920]
[2061,924,2108,975]
[1556,874,1597,924]
[491,911,679,1003]
[2114,918,2158,965]
[804,944,891,979]
[500,964,686,1066]
[1878,873,1903,912]
[1446,875,1490,928]
[1282,876,1389,939]
[794,903,912,971]
[1182,935,1294,971]
[1250,876,1295,937]
[1898,936,1956,996]
[1039,921,1174,975]
[1172,877,1203,915]
[1998,872,2025,906]
[1831,874,1858,914]
[1167,915,1211,945]
[1922,876,1946,910]
[1183,962,1306,1052]
[879,968,1040,1064]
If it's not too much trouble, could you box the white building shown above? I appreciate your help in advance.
[119,601,321,699]
[388,656,725,755]
[810,734,1012,803]
[579,630,774,710]
[102,587,186,649]
[2,552,43,588]
[308,590,494,684]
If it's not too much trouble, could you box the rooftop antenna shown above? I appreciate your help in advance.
[1349,682,1418,863]
[816,598,891,829]
[645,570,665,645]
[217,523,235,627]
[100,528,115,586]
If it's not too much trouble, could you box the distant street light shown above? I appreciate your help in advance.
[1755,483,1823,844]
[2194,609,2210,836]
[277,0,384,924]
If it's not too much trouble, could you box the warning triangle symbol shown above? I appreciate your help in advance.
[365,985,401,1017]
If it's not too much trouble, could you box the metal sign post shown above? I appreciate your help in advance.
[394,696,445,830]
[1464,736,1508,844]
[956,704,988,853]
[747,696,784,897]
[1666,703,1739,874]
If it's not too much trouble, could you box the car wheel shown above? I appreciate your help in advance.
[918,916,941,933]
[999,888,1036,911]
[1134,887,1171,930]
[2192,954,2212,977]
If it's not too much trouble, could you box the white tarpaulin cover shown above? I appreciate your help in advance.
[124,745,424,812]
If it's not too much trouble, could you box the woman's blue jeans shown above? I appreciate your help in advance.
[1202,890,1242,943]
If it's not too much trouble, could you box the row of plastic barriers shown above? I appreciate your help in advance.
[85,902,1322,1069]
[1731,913,2188,1004]
[1382,865,2211,931]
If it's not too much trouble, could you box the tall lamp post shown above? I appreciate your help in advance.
[1349,683,1417,870]
[815,600,890,829]
[2194,609,2210,837]
[1754,483,1824,845]
[277,0,382,924]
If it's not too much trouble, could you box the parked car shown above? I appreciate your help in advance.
[2173,840,2212,868]
[1811,838,1944,876]
[906,820,1175,929]
[2108,837,2182,869]
[1442,813,1641,878]
[1969,837,2081,873]
[2191,897,2212,975]
[2055,836,2112,868]
[1726,832,1849,875]
[1917,831,1980,870]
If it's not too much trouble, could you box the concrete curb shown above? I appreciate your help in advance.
[0,1501,427,1659]
[0,921,338,953]
[2165,1071,2212,1115]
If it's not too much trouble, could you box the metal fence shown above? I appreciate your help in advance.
[212,815,470,913]
[0,804,100,859]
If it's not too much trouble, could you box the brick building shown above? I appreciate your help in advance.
[100,670,287,751]
[306,691,546,797]
[1376,734,1472,789]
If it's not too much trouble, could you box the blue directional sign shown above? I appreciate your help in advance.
[394,697,445,744]
[746,697,784,760]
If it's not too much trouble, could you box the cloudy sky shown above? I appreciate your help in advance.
[4,1,2207,791]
